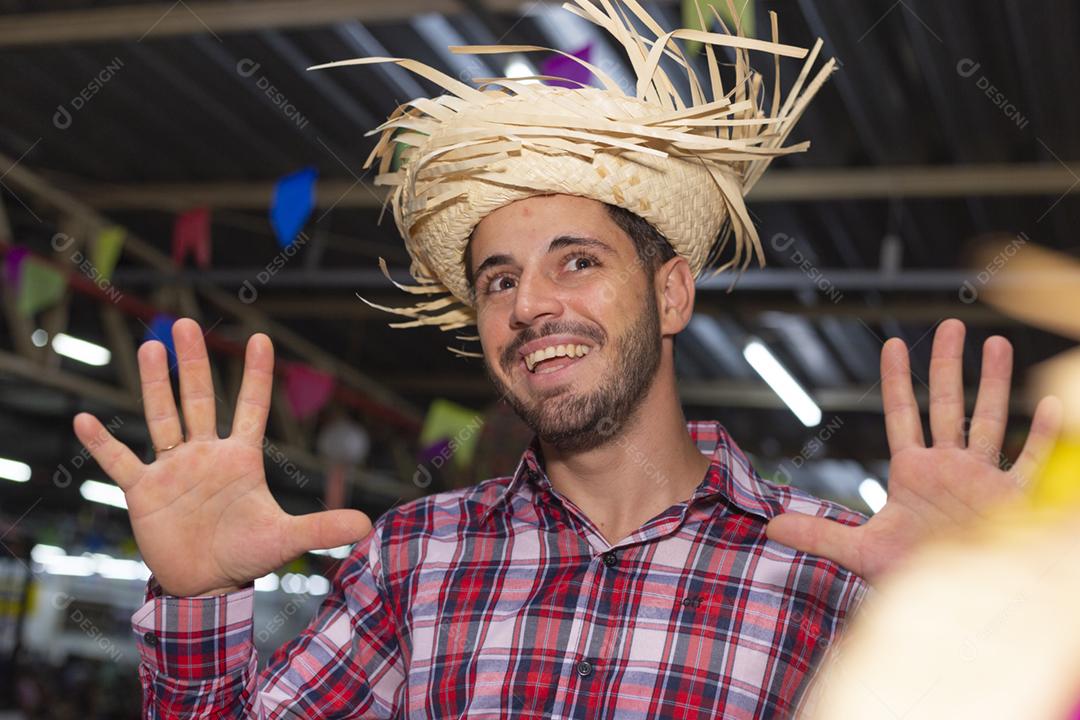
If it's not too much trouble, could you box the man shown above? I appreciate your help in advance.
[72,2,1060,717]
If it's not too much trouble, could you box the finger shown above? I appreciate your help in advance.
[928,319,966,449]
[968,336,1013,464]
[72,413,146,490]
[764,512,861,576]
[881,337,925,454]
[173,317,218,440]
[231,334,275,445]
[282,509,374,560]
[137,339,184,451]
[1011,395,1064,488]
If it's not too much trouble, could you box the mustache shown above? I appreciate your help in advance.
[500,320,606,372]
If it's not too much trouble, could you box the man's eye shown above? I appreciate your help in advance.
[564,254,599,272]
[485,274,516,294]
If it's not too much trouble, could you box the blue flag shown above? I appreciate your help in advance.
[270,167,318,248]
[143,313,179,372]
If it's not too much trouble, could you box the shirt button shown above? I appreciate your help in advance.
[602,551,617,567]
[142,631,158,647]
[576,660,593,677]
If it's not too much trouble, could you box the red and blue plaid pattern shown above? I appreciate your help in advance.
[132,420,868,718]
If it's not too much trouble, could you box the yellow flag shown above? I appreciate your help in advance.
[92,225,125,281]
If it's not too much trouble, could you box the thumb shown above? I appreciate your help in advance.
[284,509,374,559]
[765,512,861,576]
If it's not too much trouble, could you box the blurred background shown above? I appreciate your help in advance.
[0,0,1076,716]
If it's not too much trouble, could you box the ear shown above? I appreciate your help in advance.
[655,255,695,335]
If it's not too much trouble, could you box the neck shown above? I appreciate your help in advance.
[539,356,710,546]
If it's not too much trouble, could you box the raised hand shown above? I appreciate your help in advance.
[765,318,1063,583]
[72,318,373,597]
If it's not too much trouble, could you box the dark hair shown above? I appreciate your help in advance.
[464,201,677,294]
[601,202,677,276]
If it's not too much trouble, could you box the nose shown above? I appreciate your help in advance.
[509,268,563,330]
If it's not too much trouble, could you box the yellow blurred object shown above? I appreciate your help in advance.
[805,508,1080,720]
[970,236,1080,344]
[1030,439,1080,509]
[1028,345,1080,509]
[803,235,1080,718]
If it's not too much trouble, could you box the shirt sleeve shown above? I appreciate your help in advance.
[131,515,405,719]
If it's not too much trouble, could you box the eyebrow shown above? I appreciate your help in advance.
[471,235,616,282]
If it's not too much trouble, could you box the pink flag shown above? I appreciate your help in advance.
[172,207,211,268]
[284,363,336,421]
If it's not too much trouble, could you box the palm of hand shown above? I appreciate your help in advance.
[766,320,1061,584]
[125,438,287,597]
[849,446,1021,580]
[73,318,373,597]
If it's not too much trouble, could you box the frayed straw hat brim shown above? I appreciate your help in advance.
[311,0,835,348]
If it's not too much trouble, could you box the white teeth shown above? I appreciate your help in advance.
[523,342,592,372]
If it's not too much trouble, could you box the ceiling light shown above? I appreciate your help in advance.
[743,340,822,427]
[504,56,540,84]
[52,332,111,366]
[859,477,888,514]
[0,457,31,483]
[80,479,126,509]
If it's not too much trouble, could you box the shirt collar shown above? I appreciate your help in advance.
[479,420,782,523]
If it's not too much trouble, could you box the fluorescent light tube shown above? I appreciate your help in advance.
[743,340,822,427]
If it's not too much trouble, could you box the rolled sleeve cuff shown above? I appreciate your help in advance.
[131,574,256,681]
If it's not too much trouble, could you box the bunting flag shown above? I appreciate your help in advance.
[540,43,594,89]
[390,128,411,173]
[92,226,126,281]
[143,313,179,369]
[16,257,66,317]
[270,167,317,248]
[284,362,336,421]
[418,399,483,469]
[171,208,211,269]
[3,246,30,288]
[682,0,756,54]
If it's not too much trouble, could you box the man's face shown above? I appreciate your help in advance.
[468,194,663,451]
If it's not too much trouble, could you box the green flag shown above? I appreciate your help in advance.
[16,258,66,317]
[420,398,484,469]
[682,0,756,55]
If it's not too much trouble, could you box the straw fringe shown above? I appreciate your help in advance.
[311,0,835,337]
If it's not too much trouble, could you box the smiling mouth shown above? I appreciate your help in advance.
[523,343,591,373]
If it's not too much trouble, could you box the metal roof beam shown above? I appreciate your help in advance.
[70,162,1080,210]
[0,0,535,48]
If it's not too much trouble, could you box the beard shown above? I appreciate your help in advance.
[483,290,662,453]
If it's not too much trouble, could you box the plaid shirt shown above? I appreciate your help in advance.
[132,420,869,718]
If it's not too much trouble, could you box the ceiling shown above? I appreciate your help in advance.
[1,0,1078,544]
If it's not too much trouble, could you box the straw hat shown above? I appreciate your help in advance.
[311,0,835,346]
